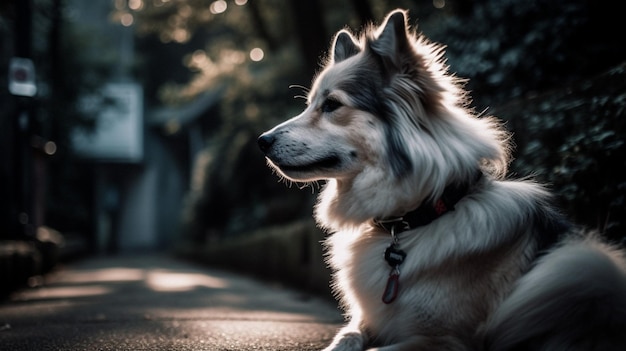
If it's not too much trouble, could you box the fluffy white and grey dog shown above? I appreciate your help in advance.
[258,9,626,351]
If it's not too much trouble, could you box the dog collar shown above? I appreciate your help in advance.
[374,170,483,234]
[376,171,483,304]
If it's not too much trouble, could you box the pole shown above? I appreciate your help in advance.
[12,0,34,238]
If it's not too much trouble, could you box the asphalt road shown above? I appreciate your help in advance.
[0,254,343,350]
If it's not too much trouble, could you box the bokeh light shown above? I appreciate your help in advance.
[249,48,264,62]
[44,141,57,155]
[120,13,134,26]
[128,0,143,11]
[210,0,227,14]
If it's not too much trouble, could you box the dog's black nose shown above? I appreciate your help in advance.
[257,133,275,153]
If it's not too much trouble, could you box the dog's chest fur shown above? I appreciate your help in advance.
[325,197,536,343]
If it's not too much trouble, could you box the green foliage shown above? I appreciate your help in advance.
[425,0,625,109]
[498,64,626,241]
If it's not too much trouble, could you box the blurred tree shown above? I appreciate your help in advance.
[424,0,625,110]
[498,64,626,242]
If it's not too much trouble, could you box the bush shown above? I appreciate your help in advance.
[496,63,626,242]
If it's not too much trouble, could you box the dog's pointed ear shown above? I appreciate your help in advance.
[332,30,360,63]
[371,10,411,71]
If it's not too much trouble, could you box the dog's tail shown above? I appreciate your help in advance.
[482,235,626,351]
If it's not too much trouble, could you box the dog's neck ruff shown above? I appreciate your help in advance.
[374,171,483,234]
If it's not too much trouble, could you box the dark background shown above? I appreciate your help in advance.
[1,0,624,289]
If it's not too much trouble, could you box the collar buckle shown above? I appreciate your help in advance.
[374,217,410,235]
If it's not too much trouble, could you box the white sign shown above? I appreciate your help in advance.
[72,83,143,162]
[8,57,37,97]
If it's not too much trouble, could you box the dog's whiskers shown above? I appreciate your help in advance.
[476,106,490,118]
[274,173,301,190]
[297,181,320,193]
[275,176,319,193]
[289,84,310,101]
[289,84,310,92]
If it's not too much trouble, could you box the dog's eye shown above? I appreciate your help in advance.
[320,98,342,113]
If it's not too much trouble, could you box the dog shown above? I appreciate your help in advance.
[258,9,626,351]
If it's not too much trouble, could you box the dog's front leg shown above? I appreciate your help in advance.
[323,317,367,351]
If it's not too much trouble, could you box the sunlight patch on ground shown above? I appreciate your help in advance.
[14,285,113,301]
[12,264,231,301]
[145,269,229,292]
[59,268,145,284]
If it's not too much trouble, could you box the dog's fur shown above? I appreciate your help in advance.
[258,9,626,351]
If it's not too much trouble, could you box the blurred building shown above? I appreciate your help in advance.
[68,0,209,252]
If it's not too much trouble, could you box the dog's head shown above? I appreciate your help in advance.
[258,9,509,225]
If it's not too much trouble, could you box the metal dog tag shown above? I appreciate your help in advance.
[384,245,406,267]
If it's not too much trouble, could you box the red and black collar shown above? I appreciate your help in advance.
[374,171,483,234]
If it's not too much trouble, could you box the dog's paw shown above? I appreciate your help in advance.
[322,331,364,351]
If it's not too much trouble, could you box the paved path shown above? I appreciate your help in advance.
[0,254,343,350]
